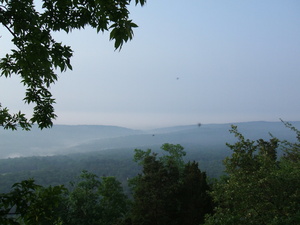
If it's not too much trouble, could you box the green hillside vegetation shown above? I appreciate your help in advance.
[0,144,214,225]
[0,121,299,224]
[1,121,299,193]
[205,122,300,224]
[0,144,226,193]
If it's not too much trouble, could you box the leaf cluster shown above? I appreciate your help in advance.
[0,179,66,225]
[0,0,145,129]
[0,170,131,225]
[205,124,300,225]
[63,170,130,225]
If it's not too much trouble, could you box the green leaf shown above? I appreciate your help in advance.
[1,0,145,130]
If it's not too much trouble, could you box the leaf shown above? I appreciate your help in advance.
[1,0,144,130]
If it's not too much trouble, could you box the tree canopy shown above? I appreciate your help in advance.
[1,132,299,224]
[130,144,213,225]
[0,179,66,224]
[204,123,300,225]
[63,171,130,225]
[0,171,130,225]
[0,0,146,130]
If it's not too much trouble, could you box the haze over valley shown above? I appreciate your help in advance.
[1,121,299,159]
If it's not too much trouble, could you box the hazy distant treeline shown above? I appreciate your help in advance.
[0,145,226,193]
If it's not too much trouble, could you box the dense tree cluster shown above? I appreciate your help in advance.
[204,122,300,225]
[0,171,130,225]
[0,144,213,225]
[62,171,130,225]
[129,143,213,225]
[0,179,65,224]
[1,123,300,224]
[1,1,299,224]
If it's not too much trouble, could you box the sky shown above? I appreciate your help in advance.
[1,0,300,129]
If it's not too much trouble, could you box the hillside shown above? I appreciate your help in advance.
[0,121,299,159]
[0,121,299,193]
[0,125,143,158]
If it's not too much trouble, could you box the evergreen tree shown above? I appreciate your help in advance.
[130,143,213,225]
[132,154,180,225]
[178,161,213,225]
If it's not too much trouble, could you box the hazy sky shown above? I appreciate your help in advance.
[1,0,300,129]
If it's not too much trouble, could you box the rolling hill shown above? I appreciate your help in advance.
[0,121,299,158]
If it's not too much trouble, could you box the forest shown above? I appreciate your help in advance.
[0,121,299,225]
[0,0,299,224]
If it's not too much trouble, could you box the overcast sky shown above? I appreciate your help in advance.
[1,0,300,129]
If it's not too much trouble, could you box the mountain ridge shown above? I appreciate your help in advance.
[0,121,299,159]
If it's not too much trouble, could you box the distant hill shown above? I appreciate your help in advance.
[0,121,299,159]
[0,121,299,192]
[60,121,300,155]
[0,125,143,158]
